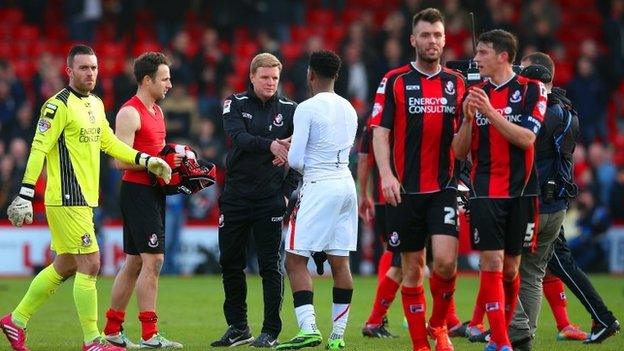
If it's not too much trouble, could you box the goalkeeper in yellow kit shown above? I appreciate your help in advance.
[0,45,171,351]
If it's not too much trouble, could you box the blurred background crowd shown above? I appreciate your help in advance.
[0,0,623,272]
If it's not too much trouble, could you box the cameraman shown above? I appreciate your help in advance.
[509,52,580,349]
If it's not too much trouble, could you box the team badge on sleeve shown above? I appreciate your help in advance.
[372,102,382,118]
[37,118,52,133]
[43,103,58,119]
[222,99,232,114]
[376,77,388,94]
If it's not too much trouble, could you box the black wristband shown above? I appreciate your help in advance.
[19,183,35,201]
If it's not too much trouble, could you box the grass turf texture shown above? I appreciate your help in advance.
[0,275,621,350]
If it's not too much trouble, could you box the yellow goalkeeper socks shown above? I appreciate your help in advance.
[73,272,100,343]
[12,265,64,328]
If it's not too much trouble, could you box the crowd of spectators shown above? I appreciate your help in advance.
[0,0,623,270]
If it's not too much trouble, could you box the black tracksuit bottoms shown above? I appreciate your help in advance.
[548,228,617,327]
[218,192,285,337]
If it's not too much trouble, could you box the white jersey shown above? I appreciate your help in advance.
[286,92,358,256]
[288,92,358,181]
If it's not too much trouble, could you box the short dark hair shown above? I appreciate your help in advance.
[412,8,444,28]
[478,29,518,63]
[309,50,341,79]
[522,52,554,80]
[133,52,171,84]
[67,45,95,67]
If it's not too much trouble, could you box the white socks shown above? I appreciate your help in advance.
[295,304,318,334]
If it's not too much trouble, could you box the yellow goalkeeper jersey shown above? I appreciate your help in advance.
[23,86,140,207]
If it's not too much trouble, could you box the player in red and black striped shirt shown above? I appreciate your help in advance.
[453,29,547,351]
[371,8,465,351]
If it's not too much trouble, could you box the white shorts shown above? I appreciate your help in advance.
[286,176,358,256]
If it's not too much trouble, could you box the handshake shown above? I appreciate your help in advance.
[270,137,291,167]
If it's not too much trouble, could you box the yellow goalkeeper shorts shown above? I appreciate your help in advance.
[46,206,99,255]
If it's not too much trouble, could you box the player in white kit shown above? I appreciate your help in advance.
[277,50,358,351]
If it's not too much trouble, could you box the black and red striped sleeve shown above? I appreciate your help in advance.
[520,79,548,135]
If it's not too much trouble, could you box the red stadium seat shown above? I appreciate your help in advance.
[341,9,361,25]
[97,43,125,59]
[134,26,156,42]
[15,25,39,42]
[11,59,35,80]
[0,41,15,58]
[307,9,335,27]
[29,40,56,56]
[290,25,313,43]
[280,42,302,65]
[0,8,23,25]
[324,24,346,44]
[233,41,258,59]
[133,41,162,57]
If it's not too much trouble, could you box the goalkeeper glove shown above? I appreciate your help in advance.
[137,152,172,184]
[312,251,328,275]
[7,184,34,227]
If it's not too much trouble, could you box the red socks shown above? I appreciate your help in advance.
[469,290,485,327]
[543,276,570,331]
[446,296,461,328]
[428,272,456,328]
[138,311,159,341]
[479,271,510,346]
[377,251,393,282]
[104,308,125,336]
[366,275,400,325]
[503,275,520,326]
[402,285,429,349]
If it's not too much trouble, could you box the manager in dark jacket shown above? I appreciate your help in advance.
[211,53,300,348]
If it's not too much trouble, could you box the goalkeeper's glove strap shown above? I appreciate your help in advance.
[135,152,152,167]
[19,184,35,201]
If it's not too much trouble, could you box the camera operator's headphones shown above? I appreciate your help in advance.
[519,64,552,84]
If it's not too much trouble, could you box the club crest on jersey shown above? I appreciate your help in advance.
[222,99,231,114]
[148,234,159,248]
[37,118,51,133]
[510,90,522,103]
[388,231,401,247]
[444,81,455,95]
[473,228,480,244]
[81,234,91,247]
[88,110,96,124]
[273,113,284,127]
[376,77,388,94]
[372,102,382,117]
[218,214,224,228]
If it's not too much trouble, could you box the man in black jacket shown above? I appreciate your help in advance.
[211,53,300,348]
[510,52,619,350]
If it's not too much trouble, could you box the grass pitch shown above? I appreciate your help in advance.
[0,274,622,350]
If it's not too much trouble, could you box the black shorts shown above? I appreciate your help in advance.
[374,204,387,241]
[374,204,401,267]
[469,196,538,255]
[120,181,166,255]
[385,189,458,253]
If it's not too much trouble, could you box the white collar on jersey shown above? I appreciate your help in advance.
[487,73,517,90]
[410,62,441,79]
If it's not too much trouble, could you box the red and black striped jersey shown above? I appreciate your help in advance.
[469,74,547,198]
[370,63,466,194]
[358,118,385,205]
